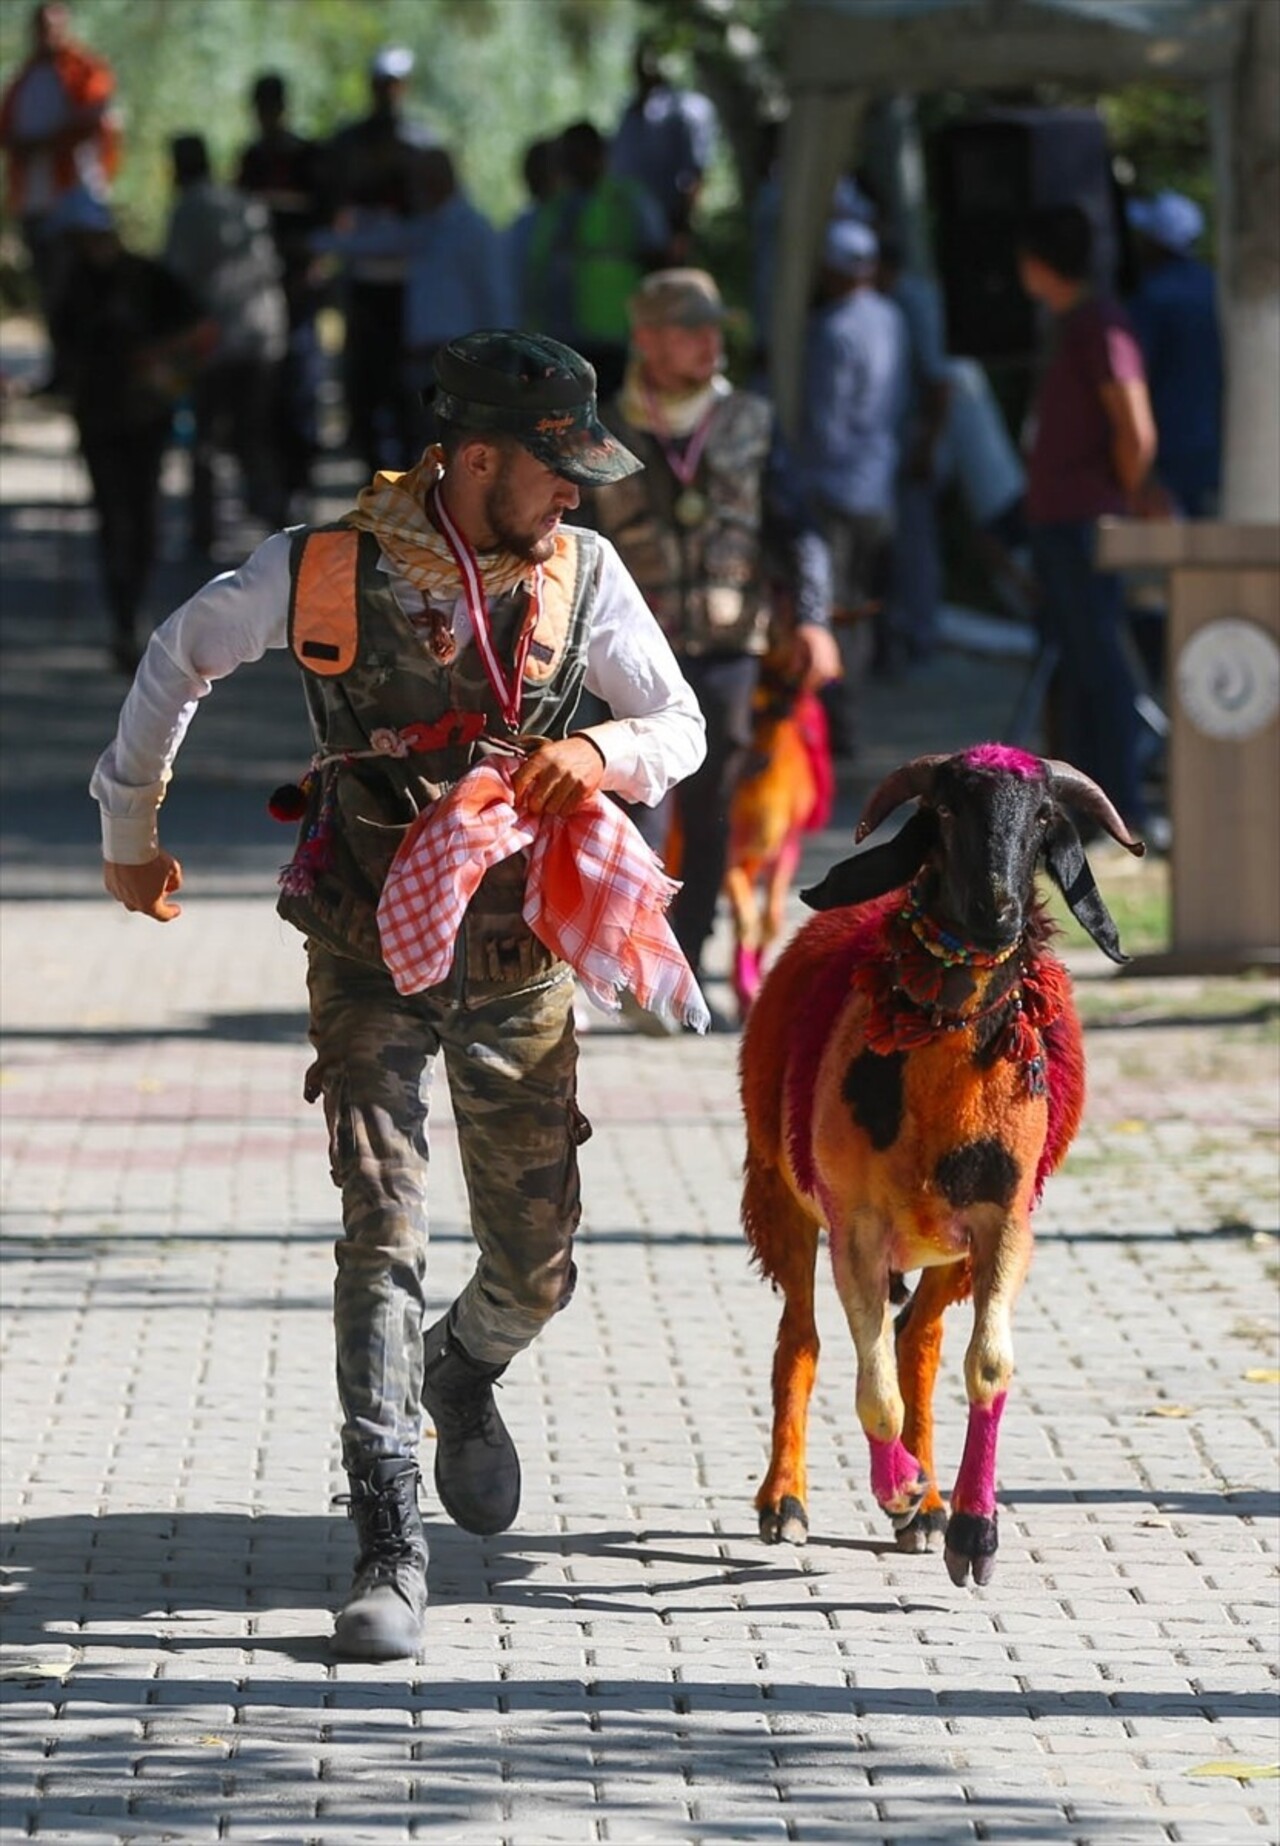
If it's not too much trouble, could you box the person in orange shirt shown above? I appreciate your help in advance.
[0,2,119,362]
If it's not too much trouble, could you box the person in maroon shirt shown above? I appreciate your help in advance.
[1018,204,1159,831]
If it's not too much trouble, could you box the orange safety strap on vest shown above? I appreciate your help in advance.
[290,526,581,681]
[290,530,360,676]
[522,532,578,684]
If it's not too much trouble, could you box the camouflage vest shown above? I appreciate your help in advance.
[592,390,774,657]
[277,521,598,990]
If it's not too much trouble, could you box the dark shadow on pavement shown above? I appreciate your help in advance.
[1,1511,1269,1845]
[1004,1485,1277,1518]
[1,1009,309,1046]
[1082,1003,1280,1032]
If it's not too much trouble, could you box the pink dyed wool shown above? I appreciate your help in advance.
[962,742,1042,779]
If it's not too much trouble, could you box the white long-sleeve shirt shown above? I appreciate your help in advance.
[91,526,706,865]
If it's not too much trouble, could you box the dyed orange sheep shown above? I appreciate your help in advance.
[739,744,1143,1585]
[724,670,833,1016]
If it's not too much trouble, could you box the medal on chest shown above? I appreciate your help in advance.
[645,382,716,534]
[673,487,709,528]
[414,596,458,664]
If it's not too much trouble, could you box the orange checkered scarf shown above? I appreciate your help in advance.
[377,762,710,1032]
[349,448,534,602]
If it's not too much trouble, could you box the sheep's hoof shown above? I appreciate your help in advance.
[894,1505,948,1554]
[758,1496,809,1546]
[944,1510,999,1586]
[883,1473,931,1527]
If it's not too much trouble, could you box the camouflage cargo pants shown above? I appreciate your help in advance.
[304,944,588,1471]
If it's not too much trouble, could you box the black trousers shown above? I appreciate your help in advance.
[190,356,286,553]
[80,420,170,644]
[343,281,416,476]
[629,652,760,979]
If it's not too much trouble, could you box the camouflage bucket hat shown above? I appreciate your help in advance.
[629,268,726,329]
[429,331,643,486]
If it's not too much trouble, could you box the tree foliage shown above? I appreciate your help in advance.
[1098,83,1213,218]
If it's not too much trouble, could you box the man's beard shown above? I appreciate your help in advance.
[481,472,557,564]
[671,360,719,393]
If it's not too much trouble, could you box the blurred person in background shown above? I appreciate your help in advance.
[50,194,209,673]
[796,217,907,764]
[582,268,839,1014]
[750,158,876,375]
[505,136,560,324]
[524,120,667,397]
[942,355,1037,620]
[164,133,289,557]
[314,145,513,453]
[1018,203,1158,833]
[748,118,784,370]
[0,1,118,385]
[878,233,952,670]
[236,71,325,517]
[1125,189,1223,518]
[321,45,434,474]
[609,36,718,262]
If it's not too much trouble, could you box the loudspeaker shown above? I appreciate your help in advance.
[929,109,1126,362]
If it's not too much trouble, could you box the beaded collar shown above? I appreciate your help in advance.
[902,879,1021,970]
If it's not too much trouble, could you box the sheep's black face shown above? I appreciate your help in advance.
[925,763,1052,951]
[802,744,1134,961]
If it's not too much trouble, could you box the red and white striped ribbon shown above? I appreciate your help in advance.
[642,381,717,487]
[431,484,541,732]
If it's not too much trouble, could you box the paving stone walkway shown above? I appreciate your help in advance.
[1,388,1277,1844]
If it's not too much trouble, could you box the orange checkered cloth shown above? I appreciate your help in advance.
[377,761,710,1033]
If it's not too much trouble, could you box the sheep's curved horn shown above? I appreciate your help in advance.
[1044,759,1146,856]
[855,754,949,841]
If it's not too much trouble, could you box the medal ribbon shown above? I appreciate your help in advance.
[431,485,541,732]
[643,382,717,489]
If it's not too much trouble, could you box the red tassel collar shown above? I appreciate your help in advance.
[853,884,1069,1096]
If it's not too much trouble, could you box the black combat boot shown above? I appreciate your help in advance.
[332,1456,429,1660]
[421,1312,521,1536]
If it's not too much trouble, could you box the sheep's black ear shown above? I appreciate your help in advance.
[1042,813,1128,963]
[801,809,937,912]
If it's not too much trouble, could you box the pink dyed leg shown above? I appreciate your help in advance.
[951,1390,1007,1518]
[868,1434,928,1517]
[733,944,761,1010]
[944,1391,1007,1587]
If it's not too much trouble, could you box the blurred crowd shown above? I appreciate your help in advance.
[2,1,1224,851]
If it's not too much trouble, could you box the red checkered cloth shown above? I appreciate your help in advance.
[377,761,710,1032]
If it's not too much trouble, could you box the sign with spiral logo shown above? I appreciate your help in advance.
[1175,618,1280,742]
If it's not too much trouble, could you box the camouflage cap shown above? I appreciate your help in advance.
[628,268,726,330]
[428,331,643,486]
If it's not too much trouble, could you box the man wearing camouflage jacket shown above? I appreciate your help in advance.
[582,269,839,1004]
[91,331,705,1661]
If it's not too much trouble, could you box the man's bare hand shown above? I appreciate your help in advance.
[511,736,606,818]
[103,851,184,921]
[789,622,842,691]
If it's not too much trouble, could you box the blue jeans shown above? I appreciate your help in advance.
[1029,521,1146,827]
[889,472,942,658]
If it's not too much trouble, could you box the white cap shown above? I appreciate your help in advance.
[823,215,879,275]
[1126,189,1204,254]
[371,45,414,81]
